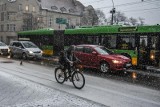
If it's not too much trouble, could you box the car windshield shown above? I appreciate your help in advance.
[23,42,37,48]
[0,42,7,46]
[95,46,114,55]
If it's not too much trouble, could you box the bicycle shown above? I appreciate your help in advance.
[55,60,85,89]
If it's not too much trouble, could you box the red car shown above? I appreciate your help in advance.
[72,45,131,73]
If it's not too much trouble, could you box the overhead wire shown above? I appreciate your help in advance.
[122,7,160,13]
[82,0,160,15]
[97,0,160,9]
[83,0,106,4]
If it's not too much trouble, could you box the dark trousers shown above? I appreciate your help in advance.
[63,62,71,76]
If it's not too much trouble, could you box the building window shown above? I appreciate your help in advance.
[19,4,22,11]
[32,6,35,12]
[4,4,6,11]
[48,17,52,27]
[1,4,7,11]
[69,9,74,13]
[60,7,66,13]
[2,4,4,11]
[25,5,29,11]
[7,24,16,31]
[1,12,5,21]
[7,12,16,20]
[1,25,4,31]
[7,24,9,31]
[0,36,3,42]
[51,6,58,10]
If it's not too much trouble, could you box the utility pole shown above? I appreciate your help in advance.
[110,0,116,25]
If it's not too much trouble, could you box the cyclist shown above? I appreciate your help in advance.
[59,45,77,77]
[59,51,72,76]
[66,45,76,61]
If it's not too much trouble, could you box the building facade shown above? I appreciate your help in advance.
[0,0,98,44]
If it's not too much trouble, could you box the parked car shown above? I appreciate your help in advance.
[70,44,131,73]
[0,41,9,55]
[9,41,43,59]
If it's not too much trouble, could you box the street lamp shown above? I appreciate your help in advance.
[110,0,116,25]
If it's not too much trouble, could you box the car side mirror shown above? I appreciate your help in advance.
[92,51,97,55]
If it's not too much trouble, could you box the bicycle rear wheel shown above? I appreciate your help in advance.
[55,68,65,84]
[72,72,85,89]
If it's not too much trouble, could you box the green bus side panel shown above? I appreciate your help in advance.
[65,25,160,35]
[113,49,137,58]
[65,26,119,35]
[42,45,53,50]
[137,25,160,33]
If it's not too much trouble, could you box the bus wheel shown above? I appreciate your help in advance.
[100,62,110,73]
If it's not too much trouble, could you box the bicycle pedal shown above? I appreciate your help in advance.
[65,79,68,81]
[69,79,73,82]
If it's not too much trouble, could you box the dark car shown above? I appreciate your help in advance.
[71,45,131,73]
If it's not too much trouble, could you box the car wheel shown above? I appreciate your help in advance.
[100,62,110,73]
[22,53,27,60]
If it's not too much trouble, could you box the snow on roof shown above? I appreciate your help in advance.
[37,0,84,15]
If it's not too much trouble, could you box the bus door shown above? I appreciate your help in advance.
[150,34,160,66]
[54,30,64,56]
[138,35,148,65]
[139,35,159,66]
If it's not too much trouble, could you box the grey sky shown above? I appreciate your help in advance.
[79,0,160,25]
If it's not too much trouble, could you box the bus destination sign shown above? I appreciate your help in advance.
[118,27,137,32]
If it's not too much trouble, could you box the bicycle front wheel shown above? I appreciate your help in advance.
[55,68,65,84]
[72,72,85,89]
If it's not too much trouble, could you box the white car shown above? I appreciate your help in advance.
[0,41,9,55]
[9,41,43,59]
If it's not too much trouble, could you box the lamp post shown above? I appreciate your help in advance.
[110,0,115,25]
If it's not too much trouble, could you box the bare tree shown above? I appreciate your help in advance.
[81,5,98,26]
[113,11,127,24]
[129,17,138,25]
[139,17,145,25]
[95,9,107,25]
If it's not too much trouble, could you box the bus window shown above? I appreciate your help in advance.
[140,36,147,50]
[101,35,116,49]
[118,35,135,50]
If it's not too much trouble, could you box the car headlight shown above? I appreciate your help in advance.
[8,48,10,52]
[112,60,122,64]
[29,51,33,54]
[41,51,43,54]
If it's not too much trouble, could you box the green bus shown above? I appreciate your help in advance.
[17,25,160,67]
